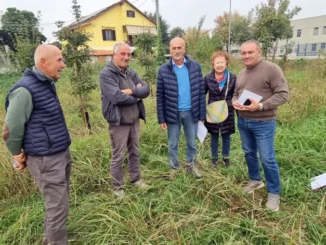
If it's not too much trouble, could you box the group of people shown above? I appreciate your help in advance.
[2,37,288,244]
[157,38,288,209]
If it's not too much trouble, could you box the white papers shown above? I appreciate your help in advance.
[238,89,263,105]
[311,173,326,190]
[197,121,207,143]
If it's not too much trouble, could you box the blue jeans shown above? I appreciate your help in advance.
[211,133,231,159]
[238,116,280,194]
[167,111,198,169]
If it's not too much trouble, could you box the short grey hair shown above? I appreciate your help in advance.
[241,40,261,50]
[113,42,130,53]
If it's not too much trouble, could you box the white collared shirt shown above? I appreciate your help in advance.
[172,57,186,68]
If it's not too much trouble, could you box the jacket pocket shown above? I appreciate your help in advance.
[43,125,53,149]
[103,100,119,124]
[27,155,46,174]
[137,101,146,122]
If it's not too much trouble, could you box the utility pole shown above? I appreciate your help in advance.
[155,0,160,32]
[228,0,232,53]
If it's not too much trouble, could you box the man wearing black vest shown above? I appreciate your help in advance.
[2,44,71,245]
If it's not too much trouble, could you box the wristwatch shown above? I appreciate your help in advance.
[259,103,264,111]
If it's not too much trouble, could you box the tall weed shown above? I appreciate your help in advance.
[0,59,325,244]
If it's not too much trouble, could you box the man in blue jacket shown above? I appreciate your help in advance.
[100,43,150,198]
[156,37,206,178]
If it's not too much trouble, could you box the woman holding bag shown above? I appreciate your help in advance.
[204,51,237,168]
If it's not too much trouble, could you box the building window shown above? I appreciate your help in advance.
[102,29,116,41]
[321,43,326,50]
[313,27,319,36]
[127,10,135,18]
[297,29,301,37]
[312,44,317,52]
[323,26,326,35]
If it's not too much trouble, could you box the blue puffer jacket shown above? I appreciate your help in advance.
[156,56,206,124]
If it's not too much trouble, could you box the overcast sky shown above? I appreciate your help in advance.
[1,0,325,42]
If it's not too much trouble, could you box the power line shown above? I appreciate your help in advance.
[137,0,148,8]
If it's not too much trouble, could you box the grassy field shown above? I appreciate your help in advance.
[0,58,326,245]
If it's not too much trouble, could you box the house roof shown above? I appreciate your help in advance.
[68,0,156,29]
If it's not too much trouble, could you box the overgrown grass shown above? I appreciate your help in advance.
[0,59,326,244]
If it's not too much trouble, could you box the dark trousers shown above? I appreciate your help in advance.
[210,133,231,159]
[27,149,72,245]
[109,120,141,189]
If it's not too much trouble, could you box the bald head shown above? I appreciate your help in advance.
[34,44,66,80]
[170,37,185,48]
[169,37,186,66]
[34,44,60,66]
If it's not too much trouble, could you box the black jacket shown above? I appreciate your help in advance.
[204,70,237,135]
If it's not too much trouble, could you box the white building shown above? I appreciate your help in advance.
[277,15,326,57]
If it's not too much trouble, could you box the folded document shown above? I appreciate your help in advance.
[238,89,263,105]
[197,121,207,143]
[311,173,326,190]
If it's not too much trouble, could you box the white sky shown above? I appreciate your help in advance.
[1,0,325,42]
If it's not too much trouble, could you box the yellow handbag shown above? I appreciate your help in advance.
[206,72,229,123]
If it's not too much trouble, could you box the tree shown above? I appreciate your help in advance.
[55,0,96,130]
[170,27,186,39]
[1,8,46,52]
[0,30,15,52]
[1,8,46,71]
[183,16,223,63]
[195,33,223,63]
[214,11,253,50]
[144,11,170,46]
[51,41,63,50]
[156,27,166,65]
[184,16,206,59]
[13,39,38,72]
[134,32,157,95]
[253,0,301,59]
[280,40,294,72]
[185,30,223,64]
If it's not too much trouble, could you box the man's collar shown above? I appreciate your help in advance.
[32,67,55,83]
[172,57,187,67]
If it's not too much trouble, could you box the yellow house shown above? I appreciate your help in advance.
[67,0,157,61]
